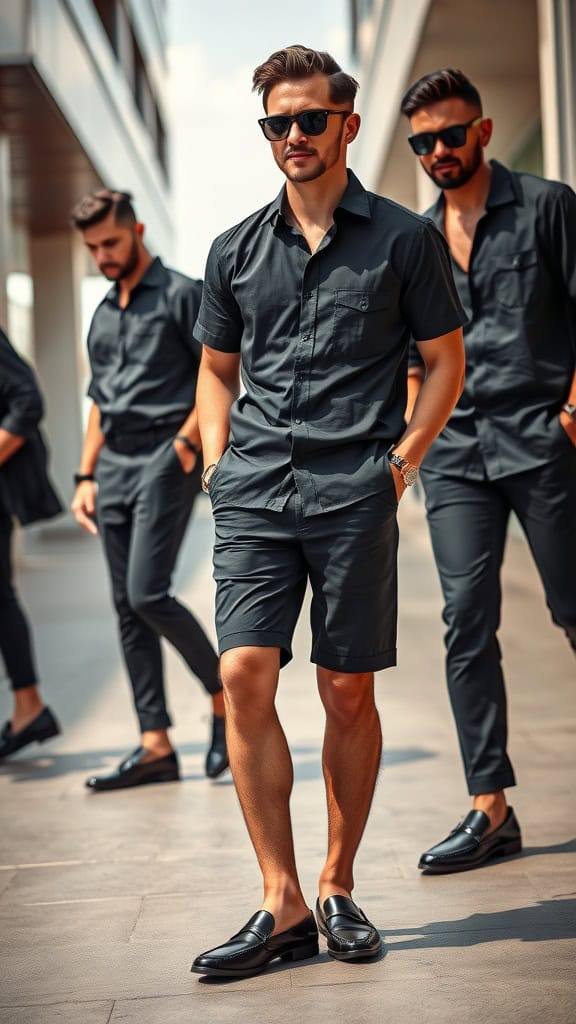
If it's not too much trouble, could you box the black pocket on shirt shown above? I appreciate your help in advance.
[333,290,389,358]
[493,250,540,308]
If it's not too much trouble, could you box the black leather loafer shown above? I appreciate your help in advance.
[205,714,229,779]
[191,909,319,978]
[85,747,179,792]
[0,707,61,760]
[315,895,382,961]
[419,807,522,874]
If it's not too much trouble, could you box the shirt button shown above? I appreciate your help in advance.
[302,333,310,341]
[294,418,302,425]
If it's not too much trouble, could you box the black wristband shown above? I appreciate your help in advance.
[74,473,95,485]
[175,434,201,456]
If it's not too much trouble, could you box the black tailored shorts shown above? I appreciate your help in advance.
[212,485,399,673]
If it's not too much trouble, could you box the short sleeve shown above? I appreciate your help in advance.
[0,329,44,436]
[193,239,243,352]
[400,220,467,342]
[170,277,203,363]
[537,184,576,308]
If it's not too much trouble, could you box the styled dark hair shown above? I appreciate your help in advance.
[71,189,137,229]
[252,44,359,111]
[400,68,482,118]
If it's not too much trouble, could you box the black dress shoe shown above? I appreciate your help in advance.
[419,807,522,874]
[191,909,319,978]
[205,714,229,779]
[0,707,60,760]
[315,895,382,961]
[85,747,179,792]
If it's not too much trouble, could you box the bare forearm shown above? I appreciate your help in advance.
[79,403,105,473]
[176,407,201,450]
[395,332,464,466]
[0,428,25,466]
[197,352,240,466]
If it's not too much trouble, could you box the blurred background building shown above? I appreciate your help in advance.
[350,0,576,208]
[0,0,172,502]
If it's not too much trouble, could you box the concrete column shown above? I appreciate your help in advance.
[30,232,85,506]
[0,136,11,328]
[538,0,576,186]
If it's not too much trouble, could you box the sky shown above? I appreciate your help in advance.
[167,0,349,278]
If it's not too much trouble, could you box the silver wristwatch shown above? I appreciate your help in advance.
[387,451,419,487]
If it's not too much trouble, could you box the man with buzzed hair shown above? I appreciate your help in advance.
[71,189,228,790]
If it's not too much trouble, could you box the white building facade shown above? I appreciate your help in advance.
[0,0,172,502]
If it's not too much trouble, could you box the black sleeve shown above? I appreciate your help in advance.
[537,184,576,310]
[0,328,44,436]
[193,239,244,353]
[170,277,204,363]
[400,220,468,342]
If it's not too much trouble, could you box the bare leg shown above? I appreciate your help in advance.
[140,728,174,759]
[12,684,45,732]
[473,791,508,832]
[220,646,309,933]
[317,668,382,904]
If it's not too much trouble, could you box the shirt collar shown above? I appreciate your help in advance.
[428,159,518,230]
[104,256,166,303]
[266,169,372,227]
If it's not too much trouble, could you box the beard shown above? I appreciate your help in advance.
[100,236,140,280]
[275,124,345,183]
[427,138,483,190]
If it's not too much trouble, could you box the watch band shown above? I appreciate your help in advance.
[387,451,419,487]
[201,463,217,494]
[175,434,201,456]
[562,403,576,421]
[74,472,95,485]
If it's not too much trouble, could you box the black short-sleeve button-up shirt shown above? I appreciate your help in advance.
[195,171,466,515]
[87,257,202,438]
[410,161,576,480]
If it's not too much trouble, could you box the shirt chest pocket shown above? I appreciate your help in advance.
[126,316,173,365]
[492,250,540,309]
[333,290,390,359]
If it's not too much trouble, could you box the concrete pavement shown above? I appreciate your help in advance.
[0,494,574,1023]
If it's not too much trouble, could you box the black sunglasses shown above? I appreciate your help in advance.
[408,117,482,156]
[258,109,352,141]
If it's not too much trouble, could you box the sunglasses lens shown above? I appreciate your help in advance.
[409,133,434,156]
[262,117,291,140]
[440,125,467,148]
[298,111,328,135]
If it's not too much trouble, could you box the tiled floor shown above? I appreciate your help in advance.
[1,496,574,1023]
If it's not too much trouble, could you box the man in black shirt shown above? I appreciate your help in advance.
[401,69,576,873]
[70,190,228,791]
[191,46,466,978]
[0,327,62,759]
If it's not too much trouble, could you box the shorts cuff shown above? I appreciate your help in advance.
[218,630,293,667]
[312,648,397,673]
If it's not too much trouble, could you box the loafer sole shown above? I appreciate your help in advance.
[0,721,61,760]
[419,837,522,874]
[191,940,319,977]
[86,769,180,792]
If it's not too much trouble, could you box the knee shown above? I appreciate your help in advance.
[318,670,376,727]
[127,583,164,623]
[220,647,280,717]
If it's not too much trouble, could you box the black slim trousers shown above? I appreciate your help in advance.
[95,440,221,733]
[0,509,38,690]
[421,446,576,796]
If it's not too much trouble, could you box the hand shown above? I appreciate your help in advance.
[389,464,407,502]
[559,410,576,447]
[173,438,198,474]
[71,481,98,535]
